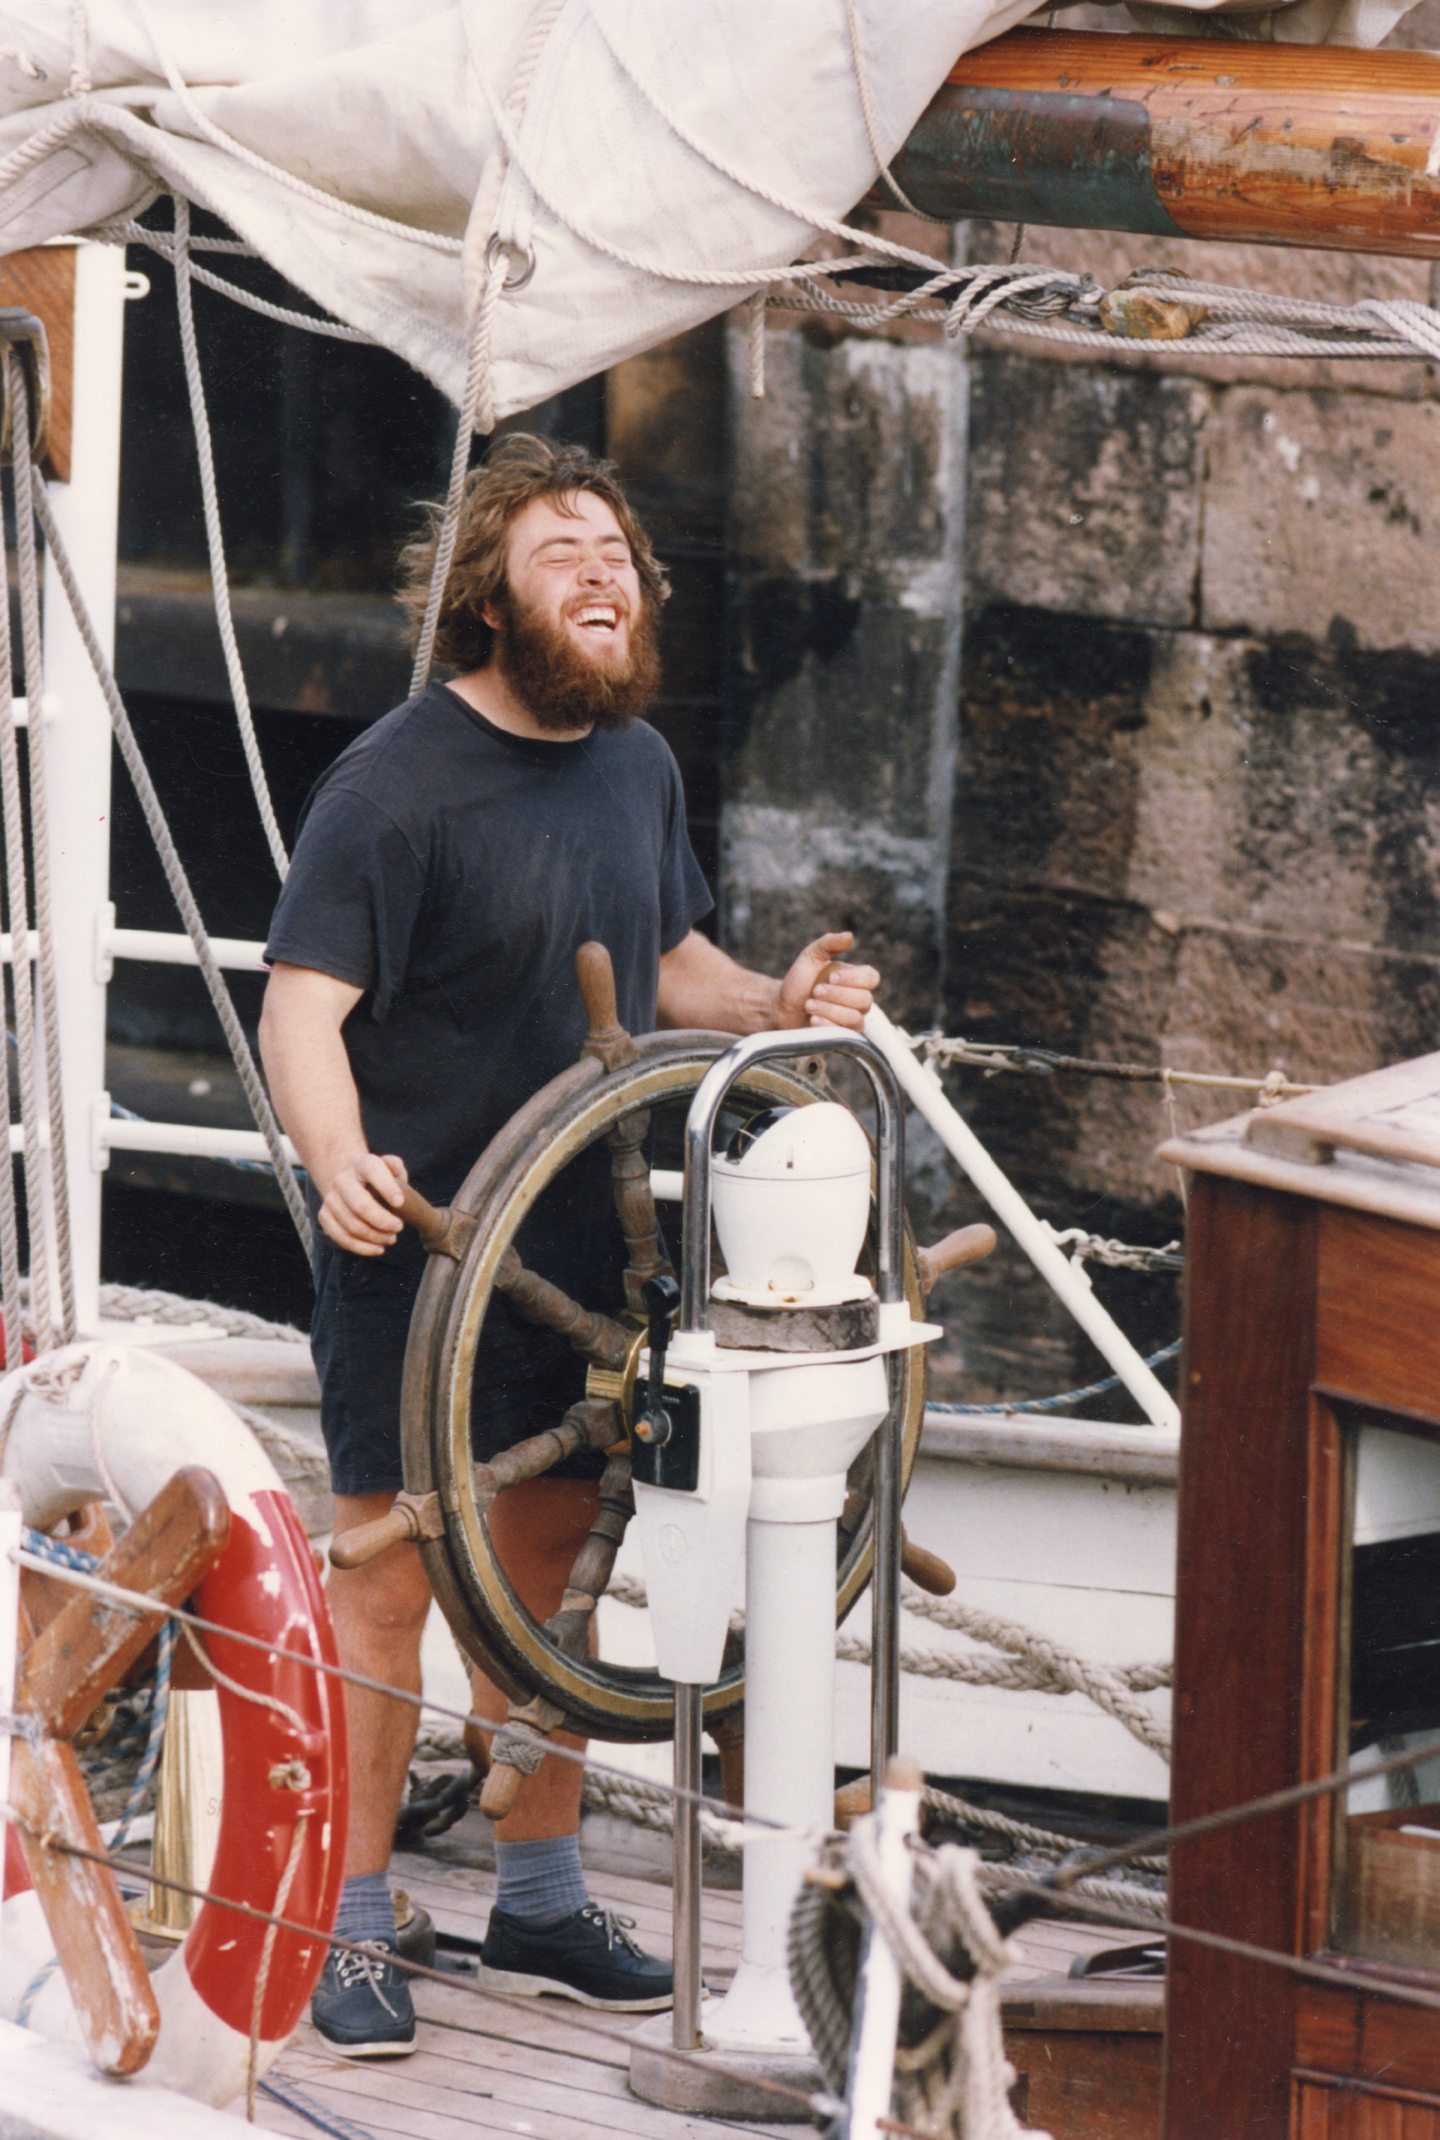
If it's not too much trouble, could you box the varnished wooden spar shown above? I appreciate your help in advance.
[888,29,1440,258]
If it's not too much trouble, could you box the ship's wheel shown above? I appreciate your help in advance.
[331,944,987,1812]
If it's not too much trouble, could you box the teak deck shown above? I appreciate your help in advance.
[252,1804,1138,2140]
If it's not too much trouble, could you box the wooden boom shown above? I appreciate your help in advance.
[888,29,1440,258]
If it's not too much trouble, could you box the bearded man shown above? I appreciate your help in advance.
[259,432,879,2056]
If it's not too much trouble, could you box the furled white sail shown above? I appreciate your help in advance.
[0,0,1426,418]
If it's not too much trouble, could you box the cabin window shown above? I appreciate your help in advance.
[1332,1412,1440,1970]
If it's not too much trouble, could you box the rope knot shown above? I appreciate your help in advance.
[268,1758,312,1792]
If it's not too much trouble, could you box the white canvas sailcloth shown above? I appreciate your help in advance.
[0,0,1426,420]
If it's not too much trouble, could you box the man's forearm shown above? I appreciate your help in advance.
[259,998,370,1196]
[656,933,782,1035]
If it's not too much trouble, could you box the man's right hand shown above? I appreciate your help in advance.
[318,1151,409,1256]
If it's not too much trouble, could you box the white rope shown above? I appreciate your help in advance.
[99,222,376,343]
[0,357,57,1350]
[847,1825,1045,2140]
[841,0,933,222]
[130,2,463,257]
[7,358,77,1346]
[28,477,313,1254]
[66,0,90,96]
[608,1571,1171,1758]
[409,0,567,690]
[181,1622,310,1740]
[572,17,956,289]
[171,196,289,881]
[408,260,502,693]
[901,1590,1171,1761]
[232,1403,329,1484]
[96,1281,306,1341]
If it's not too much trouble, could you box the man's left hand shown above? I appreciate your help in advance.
[777,931,881,1031]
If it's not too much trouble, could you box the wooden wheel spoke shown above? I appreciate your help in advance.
[479,1448,634,1820]
[545,1450,635,1661]
[493,1246,630,1369]
[473,1399,619,1515]
[605,1108,673,1314]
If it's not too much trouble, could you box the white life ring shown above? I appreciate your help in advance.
[0,1341,347,2106]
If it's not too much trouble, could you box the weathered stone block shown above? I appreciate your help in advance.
[1202,390,1440,651]
[958,606,1155,903]
[729,594,954,831]
[1128,632,1440,953]
[724,321,966,1022]
[966,355,1209,627]
[957,610,1440,1017]
[730,321,966,593]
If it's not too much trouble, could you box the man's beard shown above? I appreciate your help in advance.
[494,590,661,735]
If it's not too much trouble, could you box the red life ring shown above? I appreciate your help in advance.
[0,1342,347,2106]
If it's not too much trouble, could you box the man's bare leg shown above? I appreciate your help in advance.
[329,1489,435,1875]
[473,1474,673,2007]
[312,1489,432,2054]
[471,1473,600,1841]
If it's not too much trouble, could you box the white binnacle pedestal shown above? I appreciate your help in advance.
[705,1353,887,2057]
[631,1309,937,2092]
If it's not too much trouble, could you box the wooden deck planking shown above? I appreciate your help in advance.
[254,1805,1138,2140]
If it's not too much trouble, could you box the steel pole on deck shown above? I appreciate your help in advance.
[888,30,1440,260]
[672,1680,705,2049]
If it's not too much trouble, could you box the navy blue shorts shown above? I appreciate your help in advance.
[310,1238,603,1500]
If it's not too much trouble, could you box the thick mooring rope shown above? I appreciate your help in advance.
[792,1829,1048,2140]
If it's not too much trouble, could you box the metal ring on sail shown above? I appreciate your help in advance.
[0,1342,347,2108]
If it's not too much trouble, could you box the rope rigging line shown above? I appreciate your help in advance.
[604,1567,1173,1759]
[3,1543,802,1845]
[410,0,568,689]
[0,358,59,1351]
[171,195,291,883]
[6,358,76,1349]
[129,2,465,260]
[768,256,1440,364]
[916,1030,1311,1101]
[18,1793,1440,2136]
[20,1529,1440,2066]
[92,221,377,341]
[0,1826,878,2137]
[95,1281,307,1342]
[927,1339,1182,1418]
[24,473,313,1256]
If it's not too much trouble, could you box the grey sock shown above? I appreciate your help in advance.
[494,1834,589,1926]
[334,1870,395,1946]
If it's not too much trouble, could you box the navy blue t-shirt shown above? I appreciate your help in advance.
[266,681,712,1206]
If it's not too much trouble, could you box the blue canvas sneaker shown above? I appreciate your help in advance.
[478,1903,673,2011]
[311,1938,417,2057]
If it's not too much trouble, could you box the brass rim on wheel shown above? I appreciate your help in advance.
[401,1029,927,1742]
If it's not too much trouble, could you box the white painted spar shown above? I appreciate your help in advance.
[863,1005,1181,1432]
[0,1342,346,2105]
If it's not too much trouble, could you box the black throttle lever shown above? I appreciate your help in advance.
[634,1272,681,1446]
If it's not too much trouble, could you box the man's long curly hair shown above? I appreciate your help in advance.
[397,432,669,673]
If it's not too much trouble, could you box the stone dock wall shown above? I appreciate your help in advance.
[718,8,1440,1403]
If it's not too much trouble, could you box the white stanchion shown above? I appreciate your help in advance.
[103,925,268,974]
[845,1761,923,2140]
[863,1006,1180,1432]
[41,242,128,1340]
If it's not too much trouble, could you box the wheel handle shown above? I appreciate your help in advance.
[634,1271,681,1447]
